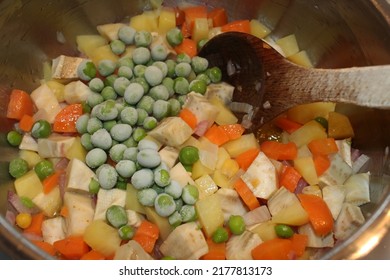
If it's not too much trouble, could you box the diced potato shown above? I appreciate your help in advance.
[19,150,42,168]
[14,170,43,200]
[294,156,318,185]
[205,82,235,105]
[191,160,213,180]
[184,93,219,128]
[89,44,119,65]
[302,185,322,197]
[159,146,179,169]
[287,102,336,124]
[328,112,355,139]
[42,217,66,245]
[250,19,271,39]
[130,11,159,32]
[222,133,259,158]
[114,240,154,260]
[144,206,173,240]
[84,220,122,257]
[65,137,87,162]
[276,34,299,57]
[195,174,218,199]
[125,183,146,214]
[250,221,278,241]
[46,80,65,102]
[96,23,126,41]
[170,162,195,187]
[220,158,240,178]
[297,145,312,158]
[148,117,193,147]
[19,134,38,152]
[267,187,300,216]
[64,192,94,236]
[94,188,126,221]
[209,97,238,125]
[289,120,327,147]
[217,188,248,222]
[192,18,209,43]
[178,136,200,150]
[158,8,176,34]
[212,170,234,189]
[76,35,107,57]
[31,83,62,123]
[195,193,224,237]
[271,201,309,226]
[32,187,62,217]
[37,134,75,158]
[288,50,313,68]
[216,147,231,170]
[65,158,96,193]
[318,153,352,187]
[198,136,218,170]
[64,80,93,105]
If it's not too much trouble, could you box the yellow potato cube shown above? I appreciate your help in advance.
[14,170,43,200]
[209,97,238,125]
[294,156,318,185]
[65,137,87,162]
[130,11,158,32]
[289,120,327,147]
[288,50,313,68]
[158,8,176,34]
[222,133,259,158]
[89,45,119,65]
[271,201,309,226]
[195,193,224,237]
[287,102,336,124]
[250,19,271,39]
[192,18,209,43]
[276,34,299,58]
[76,35,107,57]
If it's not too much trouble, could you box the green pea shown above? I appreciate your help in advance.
[181,184,199,205]
[34,160,54,180]
[88,178,100,194]
[179,146,199,165]
[31,120,51,138]
[77,60,97,81]
[110,39,126,55]
[20,197,35,208]
[228,215,246,235]
[314,116,328,130]
[166,28,183,47]
[189,79,207,95]
[9,158,29,179]
[179,204,197,222]
[7,131,22,147]
[106,205,128,228]
[274,224,294,238]
[118,225,135,240]
[206,66,222,83]
[212,227,229,243]
[168,211,182,227]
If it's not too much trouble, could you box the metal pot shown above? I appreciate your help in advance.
[0,0,389,259]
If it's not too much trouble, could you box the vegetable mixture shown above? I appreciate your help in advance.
[4,2,371,260]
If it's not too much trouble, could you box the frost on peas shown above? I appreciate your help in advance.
[165,59,177,78]
[137,188,158,207]
[110,39,126,55]
[154,168,171,187]
[118,26,136,45]
[173,77,189,95]
[179,204,197,222]
[136,108,148,126]
[133,65,147,78]
[109,144,127,162]
[101,86,118,101]
[87,117,103,134]
[191,56,209,74]
[98,164,118,190]
[115,159,136,178]
[103,120,117,132]
[110,123,133,142]
[134,30,153,47]
[151,44,168,61]
[104,74,118,88]
[118,56,135,69]
[98,59,117,76]
[123,147,138,162]
[95,100,119,121]
[152,61,168,78]
[175,198,184,211]
[120,106,138,126]
[168,211,182,227]
[89,77,104,92]
[149,85,169,101]
[131,168,154,189]
[132,47,151,65]
[176,53,191,64]
[136,95,155,115]
[154,193,176,217]
[196,73,211,85]
[181,184,199,205]
[118,66,133,79]
[87,92,104,107]
[133,77,150,94]
[124,82,145,105]
[137,148,161,168]
[164,180,182,199]
[113,77,131,96]
[206,66,222,83]
[138,139,159,151]
[175,62,192,78]
[132,127,146,142]
[168,98,181,116]
[86,148,107,169]
[144,66,164,87]
[162,77,175,97]
[153,100,171,120]
[81,133,94,151]
[143,116,157,130]
[189,79,207,95]
[77,60,97,81]
[91,128,113,150]
[166,28,183,47]
[76,114,90,134]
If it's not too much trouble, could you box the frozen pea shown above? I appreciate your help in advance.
[106,205,127,228]
[168,98,181,116]
[123,147,138,161]
[86,148,107,169]
[87,117,103,134]
[132,77,150,94]
[116,176,128,190]
[131,168,154,189]
[166,28,183,47]
[120,106,138,126]
[175,198,184,211]
[113,77,131,96]
[89,77,104,92]
[110,39,126,55]
[95,101,119,121]
[153,100,171,120]
[137,188,158,207]
[117,56,135,69]
[133,64,147,78]
[109,144,127,162]
[173,77,189,95]
[136,108,148,126]
[191,56,209,74]
[124,82,144,105]
[81,133,93,150]
[143,116,157,130]
[144,66,164,87]
[132,127,147,142]
[91,128,113,150]
[176,53,191,64]
[149,85,169,101]
[118,26,136,44]
[98,164,118,190]
[118,66,133,79]
[101,86,118,101]
[181,184,199,205]
[132,47,151,65]
[164,180,182,199]
[77,60,96,81]
[189,79,207,95]
[179,204,197,222]
[9,158,29,179]
[136,95,155,115]
[115,159,136,178]
[151,184,165,195]
[153,61,168,78]
[187,70,197,82]
[177,95,187,106]
[98,59,117,76]
[196,73,211,85]
[88,178,100,194]
[197,39,208,50]
[122,137,138,148]
[165,59,177,78]
[138,139,159,151]
[154,168,170,187]
[175,62,192,78]
[134,30,152,47]
[76,114,90,134]
[104,74,118,88]
[162,77,175,97]
[151,44,168,61]
[206,66,222,83]
[103,120,117,132]
[137,148,161,168]
[118,225,135,240]
[110,123,133,142]
[168,211,182,227]
[87,92,104,107]
[154,193,176,217]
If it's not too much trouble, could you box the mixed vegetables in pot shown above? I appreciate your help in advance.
[4,2,371,260]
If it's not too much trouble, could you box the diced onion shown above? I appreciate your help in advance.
[243,205,271,226]
[229,101,253,114]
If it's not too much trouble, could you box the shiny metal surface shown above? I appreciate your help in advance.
[0,0,389,260]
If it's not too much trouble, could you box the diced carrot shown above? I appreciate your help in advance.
[234,178,260,210]
[42,171,61,194]
[6,89,34,120]
[81,250,105,260]
[60,206,69,218]
[260,141,298,160]
[252,238,293,260]
[24,212,44,236]
[53,103,83,133]
[290,233,308,258]
[279,166,302,192]
[274,117,302,134]
[180,21,191,38]
[208,8,228,27]
[32,240,57,256]
[308,138,338,156]
[174,7,185,26]
[174,38,198,58]
[313,154,330,176]
[19,114,34,132]
[132,220,159,253]
[204,124,230,146]
[221,20,251,33]
[201,238,226,260]
[53,236,90,260]
[179,108,197,129]
[235,148,260,171]
[297,194,334,236]
[219,123,245,140]
[183,5,208,31]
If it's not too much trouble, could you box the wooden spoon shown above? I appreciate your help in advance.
[198,32,390,124]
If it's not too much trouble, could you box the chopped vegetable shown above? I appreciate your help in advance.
[221,20,251,33]
[252,238,293,260]
[234,178,260,210]
[132,220,159,253]
[53,236,90,260]
[6,89,34,120]
[260,140,298,160]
